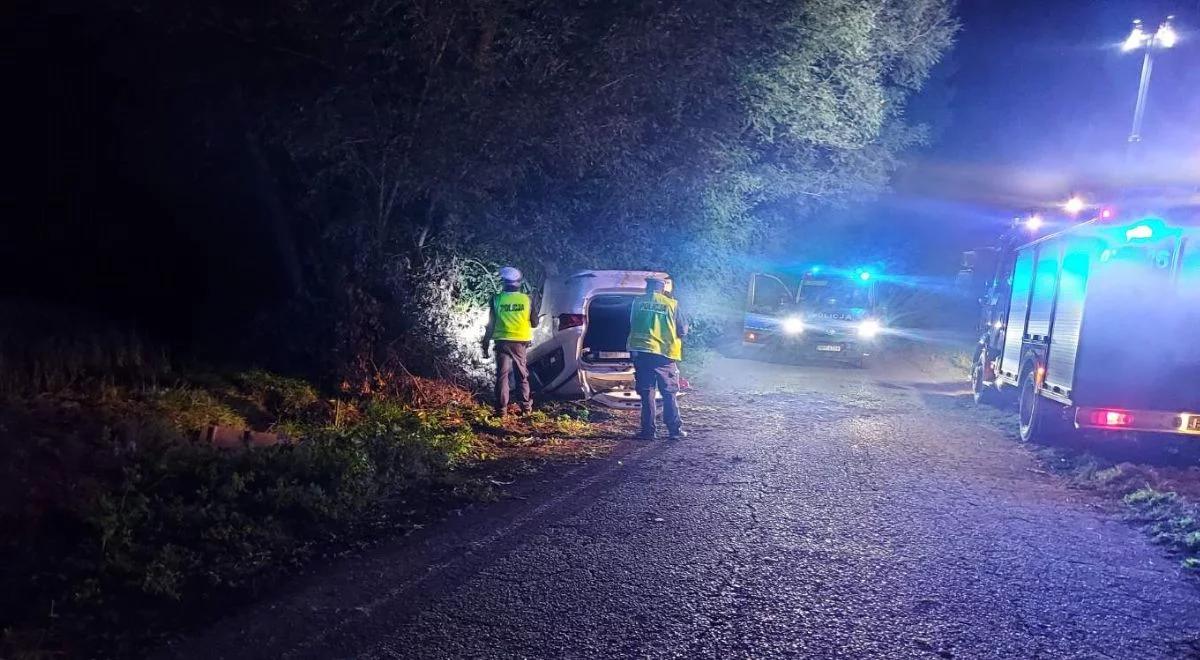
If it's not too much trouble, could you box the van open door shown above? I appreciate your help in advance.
[742,273,792,345]
[747,273,793,314]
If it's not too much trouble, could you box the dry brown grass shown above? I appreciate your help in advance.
[462,403,632,462]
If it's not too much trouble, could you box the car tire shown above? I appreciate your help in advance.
[1017,367,1066,443]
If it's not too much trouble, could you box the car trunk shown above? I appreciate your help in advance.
[581,294,635,364]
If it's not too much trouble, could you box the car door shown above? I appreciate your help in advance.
[747,273,793,315]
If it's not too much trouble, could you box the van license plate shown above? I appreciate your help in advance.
[599,351,630,359]
[816,344,842,352]
[1188,416,1200,431]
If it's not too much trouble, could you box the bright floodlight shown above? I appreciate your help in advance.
[858,271,871,281]
[1025,214,1044,231]
[1122,21,1148,51]
[1155,20,1177,48]
[782,317,805,335]
[1063,196,1085,214]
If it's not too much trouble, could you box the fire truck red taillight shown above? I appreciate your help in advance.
[1091,409,1133,427]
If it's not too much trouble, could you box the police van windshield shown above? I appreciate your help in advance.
[797,278,871,309]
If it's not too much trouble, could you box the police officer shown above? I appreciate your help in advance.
[627,276,687,439]
[481,266,539,416]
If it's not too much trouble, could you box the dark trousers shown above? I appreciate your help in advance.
[633,351,682,436]
[494,341,531,414]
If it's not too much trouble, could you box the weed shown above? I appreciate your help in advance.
[569,406,591,422]
[1124,487,1176,507]
[233,370,321,419]
[547,415,592,437]
[151,388,247,431]
[0,375,486,655]
[948,350,974,375]
[0,302,169,397]
[1,359,606,656]
[1119,487,1200,570]
[1185,531,1200,550]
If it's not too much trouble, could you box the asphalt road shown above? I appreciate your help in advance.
[166,349,1200,659]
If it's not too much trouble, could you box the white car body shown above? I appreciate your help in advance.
[528,270,673,403]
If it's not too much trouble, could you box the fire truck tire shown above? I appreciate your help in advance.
[971,350,1001,406]
[1017,368,1067,443]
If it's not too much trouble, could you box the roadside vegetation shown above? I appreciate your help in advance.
[955,359,1200,573]
[0,319,610,657]
[1038,447,1200,572]
[916,336,1200,573]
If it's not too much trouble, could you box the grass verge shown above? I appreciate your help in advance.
[0,371,611,658]
[1032,443,1200,573]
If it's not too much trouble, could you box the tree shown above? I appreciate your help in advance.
[69,0,958,382]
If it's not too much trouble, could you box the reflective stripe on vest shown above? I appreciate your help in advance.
[627,292,682,360]
[492,291,533,342]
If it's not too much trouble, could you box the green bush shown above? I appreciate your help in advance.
[2,391,475,654]
[152,387,248,431]
[84,406,471,600]
[233,370,322,421]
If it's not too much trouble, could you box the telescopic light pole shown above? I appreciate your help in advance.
[1123,17,1177,150]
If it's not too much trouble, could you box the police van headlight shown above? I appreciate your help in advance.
[782,317,805,335]
[857,319,882,339]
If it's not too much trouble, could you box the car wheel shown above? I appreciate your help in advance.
[1017,367,1065,443]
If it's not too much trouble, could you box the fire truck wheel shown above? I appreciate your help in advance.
[971,351,1000,406]
[1017,368,1066,443]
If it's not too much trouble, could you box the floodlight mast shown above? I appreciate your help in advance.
[1124,16,1176,150]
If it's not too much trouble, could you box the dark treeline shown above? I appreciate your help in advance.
[22,0,956,385]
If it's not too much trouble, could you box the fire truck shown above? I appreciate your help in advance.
[969,202,1200,443]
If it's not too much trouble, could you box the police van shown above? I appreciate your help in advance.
[742,267,885,368]
[970,203,1200,443]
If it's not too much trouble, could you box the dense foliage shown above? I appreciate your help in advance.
[0,367,482,655]
[48,0,955,383]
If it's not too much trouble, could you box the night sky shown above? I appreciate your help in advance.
[869,0,1200,268]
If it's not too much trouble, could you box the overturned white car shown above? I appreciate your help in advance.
[528,270,673,408]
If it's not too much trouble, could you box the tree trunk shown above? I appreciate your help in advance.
[244,130,304,297]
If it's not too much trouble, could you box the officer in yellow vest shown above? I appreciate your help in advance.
[627,276,688,439]
[482,266,539,416]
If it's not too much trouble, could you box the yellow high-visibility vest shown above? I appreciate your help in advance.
[627,292,682,360]
[492,291,533,342]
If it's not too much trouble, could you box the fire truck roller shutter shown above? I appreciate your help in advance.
[1026,240,1061,340]
[1045,237,1098,395]
[1001,249,1036,378]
